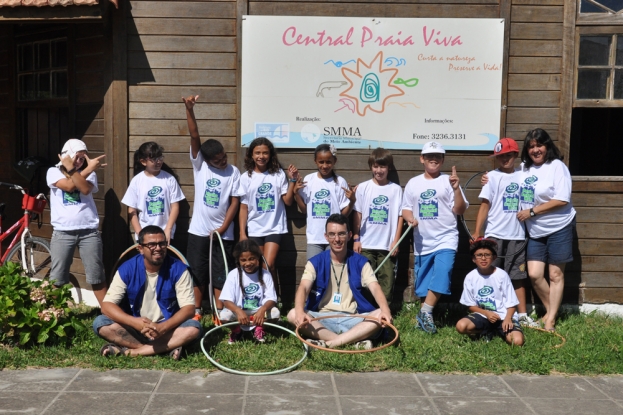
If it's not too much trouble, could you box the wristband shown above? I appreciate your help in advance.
[289,178,297,182]
[353,238,360,242]
[66,167,77,175]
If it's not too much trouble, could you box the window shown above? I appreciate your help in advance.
[579,0,623,14]
[17,38,68,101]
[576,34,623,101]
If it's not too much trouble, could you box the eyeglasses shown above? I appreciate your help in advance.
[423,154,444,160]
[148,156,164,163]
[474,253,493,259]
[140,241,168,250]
[326,232,348,240]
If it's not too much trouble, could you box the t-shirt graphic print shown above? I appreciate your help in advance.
[502,182,520,213]
[256,183,276,213]
[203,178,222,208]
[369,195,390,224]
[519,175,538,208]
[145,186,165,217]
[312,189,331,219]
[418,189,439,220]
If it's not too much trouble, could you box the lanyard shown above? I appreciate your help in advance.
[330,261,346,294]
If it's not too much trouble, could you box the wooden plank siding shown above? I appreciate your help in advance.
[126,0,239,258]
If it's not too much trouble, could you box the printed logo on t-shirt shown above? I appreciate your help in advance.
[476,285,496,311]
[256,183,275,213]
[368,195,389,224]
[204,178,221,209]
[312,189,331,218]
[145,186,165,216]
[519,175,538,206]
[242,282,261,310]
[502,182,520,213]
[418,189,438,220]
[62,190,81,205]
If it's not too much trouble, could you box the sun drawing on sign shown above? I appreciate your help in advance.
[340,51,405,116]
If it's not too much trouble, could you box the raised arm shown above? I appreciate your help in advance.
[183,95,201,159]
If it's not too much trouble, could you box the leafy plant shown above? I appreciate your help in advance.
[0,262,85,346]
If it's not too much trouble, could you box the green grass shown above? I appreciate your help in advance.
[2,304,623,375]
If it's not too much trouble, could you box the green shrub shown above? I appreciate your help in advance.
[0,262,85,346]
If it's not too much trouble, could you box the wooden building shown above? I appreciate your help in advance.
[0,0,621,307]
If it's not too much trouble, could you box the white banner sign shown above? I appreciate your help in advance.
[242,16,504,150]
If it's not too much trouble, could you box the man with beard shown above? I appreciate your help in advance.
[92,226,200,359]
[287,214,392,349]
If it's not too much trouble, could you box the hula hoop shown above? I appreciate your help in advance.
[109,243,189,281]
[459,170,528,259]
[201,321,309,376]
[373,224,413,275]
[208,231,229,326]
[525,326,566,349]
[295,314,399,354]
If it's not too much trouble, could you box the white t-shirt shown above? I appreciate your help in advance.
[121,171,185,239]
[105,269,195,323]
[519,159,576,238]
[354,179,403,251]
[46,167,99,230]
[219,268,277,311]
[188,150,241,240]
[299,173,350,244]
[237,169,289,236]
[460,267,519,321]
[401,173,468,255]
[478,169,525,241]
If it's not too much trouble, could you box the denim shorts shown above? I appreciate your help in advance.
[50,229,105,285]
[306,311,381,339]
[92,314,202,341]
[414,249,456,298]
[526,216,575,264]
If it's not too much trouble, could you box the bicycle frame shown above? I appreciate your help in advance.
[0,183,46,271]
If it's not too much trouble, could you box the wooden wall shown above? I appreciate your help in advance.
[126,0,238,254]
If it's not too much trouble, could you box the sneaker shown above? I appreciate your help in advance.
[306,339,327,348]
[354,340,372,350]
[481,329,494,343]
[228,326,243,344]
[415,311,437,334]
[518,314,539,328]
[192,313,202,322]
[253,326,266,343]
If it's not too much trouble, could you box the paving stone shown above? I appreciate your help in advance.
[340,396,436,414]
[147,392,244,414]
[0,368,79,391]
[433,397,531,415]
[243,394,338,415]
[44,392,151,415]
[0,392,58,412]
[584,376,623,400]
[157,370,246,394]
[418,374,513,397]
[247,372,333,396]
[525,398,623,415]
[334,372,425,396]
[66,369,161,393]
[501,374,605,399]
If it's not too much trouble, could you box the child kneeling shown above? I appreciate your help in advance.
[456,239,525,346]
[218,240,280,344]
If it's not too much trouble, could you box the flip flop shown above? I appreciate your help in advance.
[169,346,183,361]
[100,343,128,357]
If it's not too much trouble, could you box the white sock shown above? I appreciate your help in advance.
[518,312,527,318]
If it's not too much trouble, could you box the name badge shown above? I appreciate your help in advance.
[332,293,342,305]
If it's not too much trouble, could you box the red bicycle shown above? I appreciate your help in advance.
[0,182,51,279]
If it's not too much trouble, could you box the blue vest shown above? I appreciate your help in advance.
[117,254,188,321]
[306,250,376,313]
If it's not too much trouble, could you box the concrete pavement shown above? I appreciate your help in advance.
[1,368,623,414]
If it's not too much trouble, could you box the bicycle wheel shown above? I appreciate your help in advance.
[6,236,52,280]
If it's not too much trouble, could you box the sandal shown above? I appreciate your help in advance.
[169,346,183,361]
[100,343,128,357]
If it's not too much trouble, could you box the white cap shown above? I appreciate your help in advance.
[56,139,88,167]
[421,141,445,154]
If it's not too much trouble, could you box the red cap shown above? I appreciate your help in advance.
[490,138,519,157]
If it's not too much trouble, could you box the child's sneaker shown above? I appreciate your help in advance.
[228,326,243,344]
[253,326,265,343]
[518,315,539,328]
[354,340,372,350]
[415,311,437,334]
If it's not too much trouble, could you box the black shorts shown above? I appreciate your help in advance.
[186,233,234,290]
[466,313,523,337]
[249,233,283,246]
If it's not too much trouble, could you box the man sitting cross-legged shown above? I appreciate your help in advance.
[92,225,201,359]
[287,213,392,349]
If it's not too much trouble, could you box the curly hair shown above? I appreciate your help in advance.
[469,238,498,257]
[244,137,281,176]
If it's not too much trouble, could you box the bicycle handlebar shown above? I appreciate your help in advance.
[0,182,24,192]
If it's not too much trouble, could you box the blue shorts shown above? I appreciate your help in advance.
[527,216,575,264]
[307,311,382,339]
[414,249,456,298]
[92,314,202,341]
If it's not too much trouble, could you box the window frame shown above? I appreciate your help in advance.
[16,37,69,104]
[577,0,623,25]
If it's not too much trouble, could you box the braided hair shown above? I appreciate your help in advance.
[314,143,338,183]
